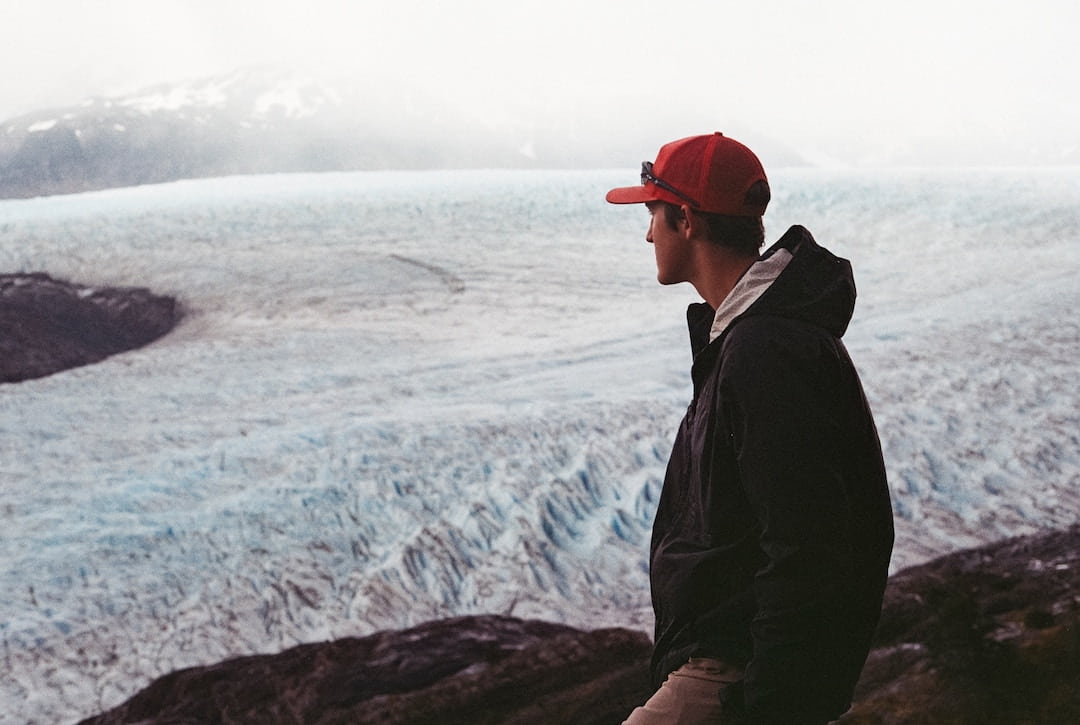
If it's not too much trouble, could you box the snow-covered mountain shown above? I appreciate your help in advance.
[0,69,502,198]
[0,67,810,199]
[0,67,503,198]
[3,66,1077,200]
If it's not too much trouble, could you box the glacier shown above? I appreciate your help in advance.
[0,168,1078,723]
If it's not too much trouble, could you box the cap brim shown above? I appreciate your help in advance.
[605,185,661,205]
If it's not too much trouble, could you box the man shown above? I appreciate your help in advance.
[606,133,894,724]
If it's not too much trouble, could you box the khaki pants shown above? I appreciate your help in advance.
[623,658,744,724]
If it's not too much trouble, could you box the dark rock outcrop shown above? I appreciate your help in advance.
[78,525,1080,724]
[78,616,653,725]
[839,524,1080,724]
[0,273,180,383]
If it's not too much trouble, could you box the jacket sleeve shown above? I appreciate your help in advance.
[719,320,861,723]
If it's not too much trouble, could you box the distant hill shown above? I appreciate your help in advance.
[2,67,1076,200]
[0,68,509,198]
[0,67,809,199]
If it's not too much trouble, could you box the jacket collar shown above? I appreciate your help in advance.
[684,225,850,397]
[685,226,806,360]
[708,246,794,342]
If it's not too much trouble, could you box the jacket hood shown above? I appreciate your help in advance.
[687,225,856,359]
[752,225,856,336]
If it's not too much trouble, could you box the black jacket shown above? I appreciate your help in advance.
[649,225,894,723]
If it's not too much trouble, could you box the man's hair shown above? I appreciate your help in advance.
[656,180,770,256]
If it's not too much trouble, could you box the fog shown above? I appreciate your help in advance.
[2,0,1078,164]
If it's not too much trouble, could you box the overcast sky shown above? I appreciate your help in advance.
[2,0,1077,164]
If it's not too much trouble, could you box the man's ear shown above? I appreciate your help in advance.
[678,204,696,238]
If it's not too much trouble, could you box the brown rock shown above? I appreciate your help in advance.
[78,615,652,725]
[0,272,179,383]
[840,524,1080,724]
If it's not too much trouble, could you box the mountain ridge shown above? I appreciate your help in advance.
[4,67,1078,200]
[0,67,809,199]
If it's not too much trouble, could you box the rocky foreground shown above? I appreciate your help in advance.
[79,525,1079,724]
[0,273,179,383]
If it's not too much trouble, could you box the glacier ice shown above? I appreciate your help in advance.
[1,167,1078,723]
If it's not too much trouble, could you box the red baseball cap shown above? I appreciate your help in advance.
[606,132,769,216]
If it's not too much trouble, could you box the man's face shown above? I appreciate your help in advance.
[646,202,693,286]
